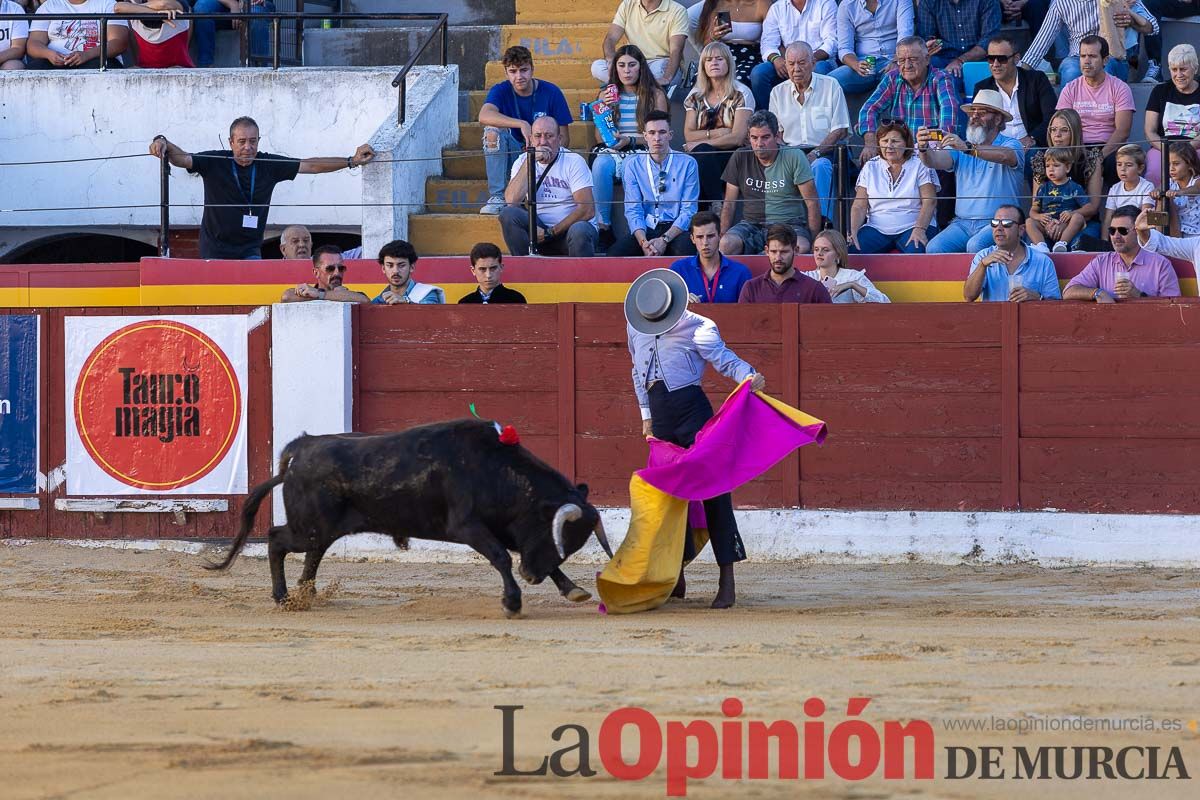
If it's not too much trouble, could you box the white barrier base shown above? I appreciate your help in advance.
[4,509,1198,567]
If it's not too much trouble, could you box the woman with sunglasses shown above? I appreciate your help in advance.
[682,41,755,210]
[591,45,670,241]
[848,122,939,253]
[688,0,772,84]
[803,230,890,302]
[1030,109,1104,245]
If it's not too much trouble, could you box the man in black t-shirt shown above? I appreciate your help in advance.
[457,242,527,304]
[149,116,375,259]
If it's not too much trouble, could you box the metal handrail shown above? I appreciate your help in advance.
[0,12,449,125]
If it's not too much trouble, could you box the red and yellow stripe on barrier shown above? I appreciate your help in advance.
[2,255,1195,308]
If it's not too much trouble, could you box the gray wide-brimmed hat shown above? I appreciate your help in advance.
[624,268,689,335]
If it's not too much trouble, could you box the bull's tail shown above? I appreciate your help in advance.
[204,450,293,571]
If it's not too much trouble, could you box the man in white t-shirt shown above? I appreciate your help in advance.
[27,0,129,68]
[499,116,599,257]
[0,0,29,69]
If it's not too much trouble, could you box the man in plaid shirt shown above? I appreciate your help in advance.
[858,36,960,164]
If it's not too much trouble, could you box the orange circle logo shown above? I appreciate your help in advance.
[74,320,241,491]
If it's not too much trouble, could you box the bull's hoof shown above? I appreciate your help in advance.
[503,605,525,619]
[564,587,592,603]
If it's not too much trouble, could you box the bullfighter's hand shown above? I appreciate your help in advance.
[642,419,653,437]
[749,373,766,392]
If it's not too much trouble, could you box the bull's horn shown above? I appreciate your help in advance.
[551,503,583,559]
[594,515,614,558]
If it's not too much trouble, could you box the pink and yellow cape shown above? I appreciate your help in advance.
[596,381,827,614]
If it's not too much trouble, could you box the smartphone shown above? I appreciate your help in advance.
[716,11,731,27]
[1146,210,1169,228]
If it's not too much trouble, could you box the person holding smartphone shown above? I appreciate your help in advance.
[688,0,773,83]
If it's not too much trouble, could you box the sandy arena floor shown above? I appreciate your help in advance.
[1,540,1198,799]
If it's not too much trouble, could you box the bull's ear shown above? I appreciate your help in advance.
[576,483,589,500]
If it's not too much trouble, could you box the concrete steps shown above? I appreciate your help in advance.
[500,24,610,61]
[443,149,487,180]
[485,58,597,88]
[515,0,618,25]
[426,178,491,214]
[409,213,503,255]
[457,120,595,149]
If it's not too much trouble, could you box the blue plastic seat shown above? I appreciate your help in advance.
[962,61,991,100]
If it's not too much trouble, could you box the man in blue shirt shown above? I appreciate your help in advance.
[916,0,1000,82]
[669,212,752,303]
[919,89,1026,253]
[370,239,445,305]
[964,205,1062,301]
[609,110,700,257]
[478,46,574,215]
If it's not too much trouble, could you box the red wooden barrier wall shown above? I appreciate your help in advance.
[0,307,273,540]
[354,301,1200,513]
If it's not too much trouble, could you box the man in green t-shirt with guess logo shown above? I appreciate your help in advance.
[718,110,823,256]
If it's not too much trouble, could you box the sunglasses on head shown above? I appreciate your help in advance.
[323,264,347,273]
[1108,226,1130,236]
[990,218,1018,228]
[986,53,1014,64]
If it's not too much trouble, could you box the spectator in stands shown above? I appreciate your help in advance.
[682,41,755,209]
[591,45,669,241]
[1032,110,1105,240]
[1153,141,1200,235]
[278,225,312,259]
[720,110,822,255]
[1144,0,1195,82]
[0,0,28,69]
[499,117,598,257]
[829,0,914,96]
[769,40,850,222]
[149,117,375,259]
[1027,148,1090,251]
[849,121,940,253]
[689,0,772,83]
[1064,205,1181,299]
[858,36,959,165]
[803,229,890,302]
[593,0,689,86]
[459,242,527,304]
[1019,0,1155,84]
[737,224,832,302]
[999,0,1051,43]
[669,211,752,301]
[479,46,573,216]
[1144,44,1200,186]
[964,204,1062,301]
[192,0,274,68]
[1136,204,1200,266]
[920,89,1026,253]
[915,0,999,82]
[1102,144,1155,245]
[610,110,700,257]
[372,239,445,305]
[750,0,838,109]
[281,246,370,304]
[114,0,192,68]
[972,34,1057,150]
[1056,36,1136,185]
[27,0,129,69]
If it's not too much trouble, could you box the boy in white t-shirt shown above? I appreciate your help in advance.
[1104,144,1155,245]
[0,0,29,68]
[27,0,129,68]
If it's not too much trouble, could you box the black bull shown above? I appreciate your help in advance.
[206,420,613,617]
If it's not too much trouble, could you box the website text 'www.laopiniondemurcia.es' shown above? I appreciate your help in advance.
[493,698,1192,796]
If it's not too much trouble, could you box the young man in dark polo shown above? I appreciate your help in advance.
[458,242,527,304]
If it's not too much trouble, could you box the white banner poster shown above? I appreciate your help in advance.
[65,315,249,496]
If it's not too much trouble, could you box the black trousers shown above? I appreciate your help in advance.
[648,383,746,566]
[609,221,698,257]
